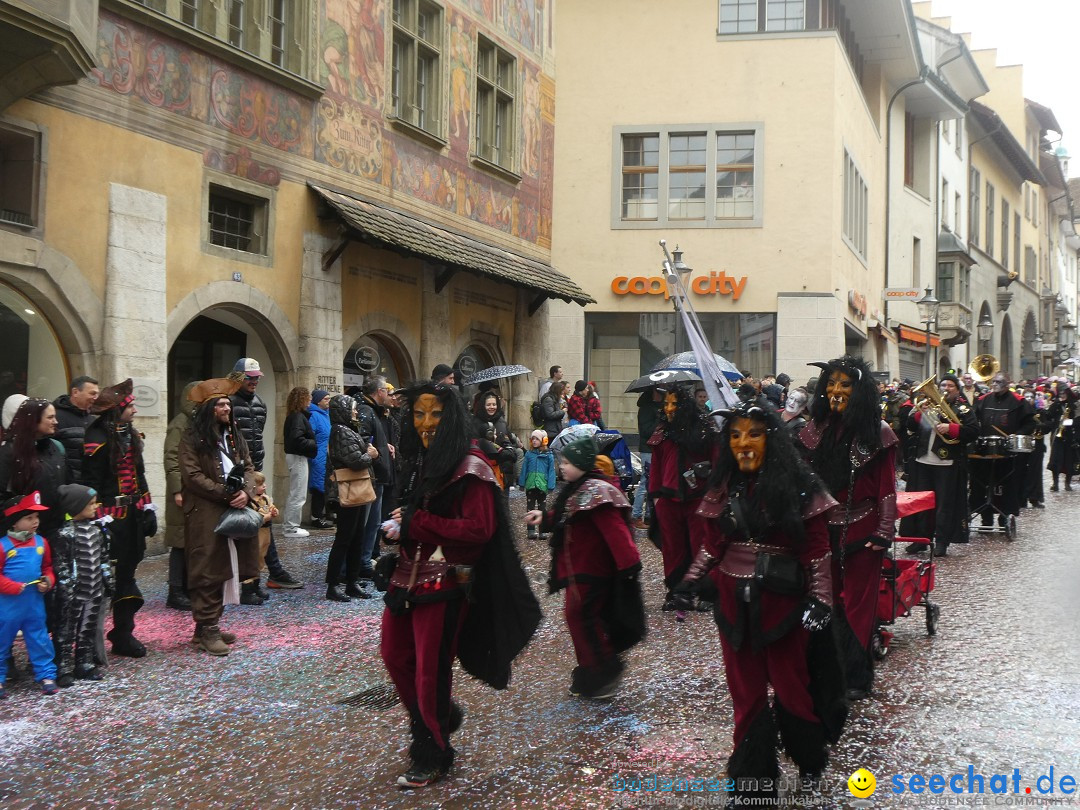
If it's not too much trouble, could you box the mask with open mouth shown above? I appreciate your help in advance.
[413,393,443,449]
[825,370,854,413]
[729,416,767,473]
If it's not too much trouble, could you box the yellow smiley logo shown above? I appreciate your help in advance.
[848,768,877,798]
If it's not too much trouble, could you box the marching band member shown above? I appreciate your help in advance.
[971,373,1034,527]
[1046,381,1079,492]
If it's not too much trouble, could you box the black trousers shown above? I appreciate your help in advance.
[325,503,370,584]
[899,461,967,547]
[309,489,326,520]
[526,488,548,512]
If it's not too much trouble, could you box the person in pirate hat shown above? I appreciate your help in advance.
[796,356,898,700]
[178,377,258,656]
[83,379,154,659]
[0,491,58,697]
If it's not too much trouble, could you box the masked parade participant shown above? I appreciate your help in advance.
[970,373,1034,529]
[647,384,715,611]
[82,379,155,658]
[899,374,979,557]
[1046,381,1079,492]
[674,400,845,804]
[798,356,897,700]
[380,381,540,790]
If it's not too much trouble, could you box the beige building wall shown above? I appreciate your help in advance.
[552,0,891,424]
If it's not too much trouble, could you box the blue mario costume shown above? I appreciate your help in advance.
[0,491,57,697]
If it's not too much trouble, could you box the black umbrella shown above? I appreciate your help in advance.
[625,368,702,393]
[460,364,532,386]
[652,351,742,380]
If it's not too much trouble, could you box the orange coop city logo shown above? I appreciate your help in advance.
[611,272,747,301]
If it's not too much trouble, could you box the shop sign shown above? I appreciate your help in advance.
[883,287,922,301]
[848,290,868,320]
[610,271,748,301]
[354,345,380,373]
[131,378,161,418]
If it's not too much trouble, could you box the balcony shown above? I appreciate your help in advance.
[937,301,972,346]
[0,1,98,111]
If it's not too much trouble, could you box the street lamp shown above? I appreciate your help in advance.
[1030,333,1043,377]
[916,287,939,378]
[976,311,994,349]
[662,241,693,352]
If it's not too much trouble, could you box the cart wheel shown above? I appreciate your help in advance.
[871,629,889,660]
[925,602,941,636]
[1005,515,1017,542]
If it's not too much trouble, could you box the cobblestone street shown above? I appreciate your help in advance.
[2,475,1079,809]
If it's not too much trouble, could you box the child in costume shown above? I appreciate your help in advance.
[56,484,111,682]
[527,436,645,699]
[0,491,58,697]
[518,429,556,539]
[240,472,279,606]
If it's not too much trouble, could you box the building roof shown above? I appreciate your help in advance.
[1026,98,1062,135]
[968,101,1046,186]
[309,184,594,307]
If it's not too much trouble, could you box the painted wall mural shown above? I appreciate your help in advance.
[90,4,551,248]
[92,11,312,155]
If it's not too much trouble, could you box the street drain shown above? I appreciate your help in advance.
[334,684,400,709]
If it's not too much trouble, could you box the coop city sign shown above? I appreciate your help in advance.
[611,271,748,301]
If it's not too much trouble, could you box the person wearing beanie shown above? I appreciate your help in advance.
[1,393,27,438]
[518,429,555,538]
[527,435,644,699]
[431,364,455,385]
[307,389,334,529]
[83,378,155,659]
[53,484,111,682]
[0,491,58,697]
[897,373,978,558]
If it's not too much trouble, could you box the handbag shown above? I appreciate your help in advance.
[331,467,377,507]
[213,506,263,538]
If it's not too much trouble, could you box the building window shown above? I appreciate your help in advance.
[766,0,804,31]
[1025,245,1036,285]
[227,0,245,49]
[0,124,40,230]
[969,167,980,246]
[475,35,516,172]
[843,149,868,261]
[1001,200,1009,269]
[955,120,963,158]
[954,192,962,241]
[985,182,995,260]
[904,113,915,188]
[392,0,443,136]
[1032,188,1038,227]
[937,261,969,304]
[1013,212,1021,275]
[614,125,763,229]
[621,134,659,220]
[269,0,287,67]
[132,0,167,10]
[181,0,199,27]
[206,183,269,256]
[941,178,950,230]
[1024,184,1030,220]
[718,0,759,33]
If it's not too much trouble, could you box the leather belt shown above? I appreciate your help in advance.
[826,499,875,526]
[113,495,136,507]
[718,542,794,579]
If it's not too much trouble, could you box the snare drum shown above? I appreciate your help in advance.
[974,436,1007,456]
[1006,434,1036,454]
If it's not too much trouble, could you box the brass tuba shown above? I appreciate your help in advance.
[912,374,960,444]
[968,354,1000,383]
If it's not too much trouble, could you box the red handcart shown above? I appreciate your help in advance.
[872,490,941,659]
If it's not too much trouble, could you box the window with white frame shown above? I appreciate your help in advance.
[718,0,759,33]
[391,0,444,137]
[941,178,950,230]
[1001,200,1009,268]
[614,125,762,228]
[719,0,806,33]
[954,192,962,241]
[475,35,516,173]
[969,167,980,246]
[955,120,963,158]
[985,182,995,259]
[843,149,868,261]
[765,0,804,31]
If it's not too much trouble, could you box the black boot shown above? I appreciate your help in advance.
[726,708,779,806]
[775,700,828,783]
[1051,477,1060,492]
[833,608,872,699]
[166,586,191,610]
[1067,477,1073,492]
[325,584,352,602]
[253,577,271,600]
[107,599,146,658]
[240,581,266,606]
[344,580,372,599]
[397,720,454,789]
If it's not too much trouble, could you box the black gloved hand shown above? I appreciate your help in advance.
[671,582,695,612]
[801,597,831,631]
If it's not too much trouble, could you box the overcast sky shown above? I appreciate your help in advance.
[931,0,1079,167]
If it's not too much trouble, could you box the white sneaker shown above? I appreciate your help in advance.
[283,527,310,538]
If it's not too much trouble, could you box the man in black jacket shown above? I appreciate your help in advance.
[53,376,99,482]
[357,375,394,578]
[229,358,302,592]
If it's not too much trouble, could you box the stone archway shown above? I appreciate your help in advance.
[1000,313,1014,380]
[0,233,103,377]
[1020,309,1039,379]
[168,280,299,376]
[343,310,418,387]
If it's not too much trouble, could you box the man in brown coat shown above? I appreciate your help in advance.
[163,381,200,611]
[178,378,258,656]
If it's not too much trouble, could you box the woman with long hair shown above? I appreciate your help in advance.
[541,380,568,440]
[282,386,316,538]
[675,399,844,804]
[470,390,521,490]
[324,394,376,602]
[0,398,71,682]
[797,355,898,700]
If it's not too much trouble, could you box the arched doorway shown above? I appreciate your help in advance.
[454,343,499,381]
[167,315,247,420]
[1019,310,1039,380]
[0,281,68,399]
[343,331,414,392]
